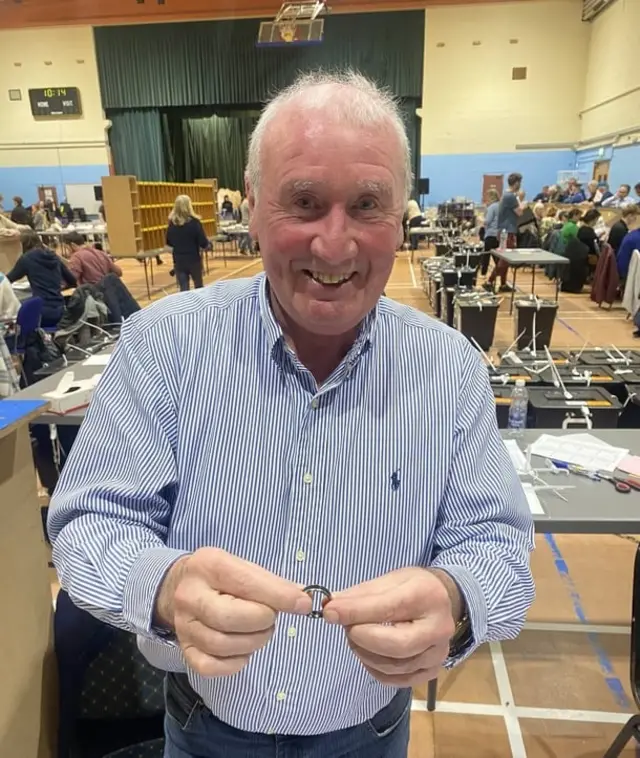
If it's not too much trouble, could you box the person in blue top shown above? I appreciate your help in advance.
[6,229,76,327]
[480,188,500,276]
[47,71,534,758]
[564,179,586,204]
[616,224,640,279]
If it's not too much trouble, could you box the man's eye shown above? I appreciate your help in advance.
[357,198,378,211]
[295,196,316,209]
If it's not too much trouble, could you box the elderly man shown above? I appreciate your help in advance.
[49,71,534,758]
[603,183,636,208]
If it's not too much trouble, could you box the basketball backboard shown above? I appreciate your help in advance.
[257,2,329,47]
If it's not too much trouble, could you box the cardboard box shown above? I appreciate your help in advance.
[42,370,101,415]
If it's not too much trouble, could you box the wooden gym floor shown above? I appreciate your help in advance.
[54,248,640,756]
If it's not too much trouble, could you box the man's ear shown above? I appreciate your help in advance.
[245,172,255,213]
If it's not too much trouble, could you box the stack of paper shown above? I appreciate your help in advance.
[528,433,628,473]
[521,483,545,515]
[503,439,528,472]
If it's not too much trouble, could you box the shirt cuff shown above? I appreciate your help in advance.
[429,563,488,667]
[122,546,191,639]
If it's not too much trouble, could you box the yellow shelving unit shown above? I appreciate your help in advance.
[102,176,218,257]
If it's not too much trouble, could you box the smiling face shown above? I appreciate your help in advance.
[248,112,404,339]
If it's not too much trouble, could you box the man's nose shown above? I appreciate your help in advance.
[310,206,357,264]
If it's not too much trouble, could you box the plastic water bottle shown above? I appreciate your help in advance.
[507,379,528,437]
[499,229,508,250]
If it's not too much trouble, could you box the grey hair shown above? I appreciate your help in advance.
[246,70,413,203]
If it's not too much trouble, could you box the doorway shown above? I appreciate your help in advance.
[38,186,59,206]
[482,174,504,203]
[593,160,610,184]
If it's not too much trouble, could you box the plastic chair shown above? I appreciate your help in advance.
[102,739,164,758]
[55,590,165,758]
[603,542,640,756]
[12,296,44,354]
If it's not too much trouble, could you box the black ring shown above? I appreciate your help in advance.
[303,584,332,619]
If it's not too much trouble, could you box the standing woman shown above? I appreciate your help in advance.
[481,189,500,276]
[166,195,210,292]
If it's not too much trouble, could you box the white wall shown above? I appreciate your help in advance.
[581,0,640,142]
[0,26,109,204]
[422,0,589,154]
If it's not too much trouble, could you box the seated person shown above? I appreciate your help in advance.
[602,184,636,208]
[577,209,601,257]
[62,231,122,286]
[609,206,638,256]
[561,208,582,245]
[564,180,586,204]
[0,270,20,321]
[6,229,76,327]
[616,221,640,280]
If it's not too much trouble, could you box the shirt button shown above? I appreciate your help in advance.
[287,626,297,638]
[311,398,318,409]
[296,549,306,562]
[276,691,286,702]
[303,472,313,484]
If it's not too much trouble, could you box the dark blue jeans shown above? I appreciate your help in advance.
[164,673,411,758]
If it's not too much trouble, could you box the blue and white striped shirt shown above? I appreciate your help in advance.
[49,273,534,736]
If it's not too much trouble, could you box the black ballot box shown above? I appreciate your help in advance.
[443,287,456,327]
[493,387,512,429]
[499,349,570,368]
[537,364,620,390]
[527,386,621,429]
[514,298,558,350]
[455,293,500,351]
[577,348,640,368]
[619,382,640,428]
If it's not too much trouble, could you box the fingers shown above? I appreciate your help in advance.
[361,663,442,688]
[348,636,449,676]
[190,588,277,634]
[324,579,429,626]
[199,549,311,615]
[346,619,443,659]
[182,645,250,678]
[178,618,274,659]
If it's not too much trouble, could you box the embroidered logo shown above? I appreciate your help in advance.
[391,469,400,491]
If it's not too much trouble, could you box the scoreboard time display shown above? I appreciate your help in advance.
[28,87,82,117]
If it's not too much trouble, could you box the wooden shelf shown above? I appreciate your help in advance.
[103,176,218,258]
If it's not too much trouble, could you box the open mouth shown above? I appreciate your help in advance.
[304,270,355,287]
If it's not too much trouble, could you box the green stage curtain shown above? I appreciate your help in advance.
[398,99,422,199]
[94,12,424,109]
[109,109,166,181]
[162,109,258,191]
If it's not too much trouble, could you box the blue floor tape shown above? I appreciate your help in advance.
[544,533,631,709]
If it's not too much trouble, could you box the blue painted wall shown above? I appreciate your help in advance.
[0,164,109,207]
[573,143,640,192]
[420,150,577,205]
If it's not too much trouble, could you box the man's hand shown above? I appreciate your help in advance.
[155,548,312,677]
[322,568,461,687]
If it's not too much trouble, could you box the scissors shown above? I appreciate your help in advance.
[598,473,640,494]
[566,465,634,493]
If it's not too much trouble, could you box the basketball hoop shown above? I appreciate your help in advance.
[257,2,329,47]
[278,21,297,43]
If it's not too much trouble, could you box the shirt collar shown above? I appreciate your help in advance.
[257,273,378,365]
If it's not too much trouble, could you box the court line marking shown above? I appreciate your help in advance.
[491,641,528,758]
[411,700,632,724]
[408,259,418,289]
[524,621,630,635]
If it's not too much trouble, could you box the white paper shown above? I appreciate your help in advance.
[529,433,628,473]
[503,439,527,472]
[83,354,111,367]
[522,483,545,515]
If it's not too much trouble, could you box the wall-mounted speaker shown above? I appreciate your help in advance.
[418,178,430,195]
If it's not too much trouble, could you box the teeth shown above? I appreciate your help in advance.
[309,272,351,285]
